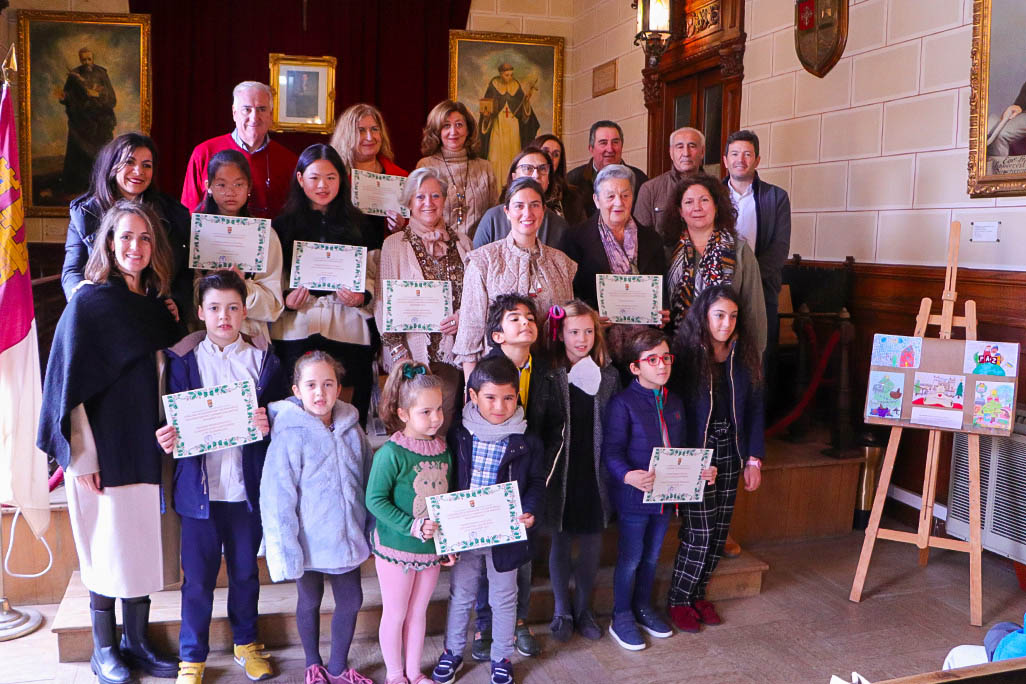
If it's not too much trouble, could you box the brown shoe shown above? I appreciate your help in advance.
[668,605,701,633]
[694,600,722,626]
[723,535,742,558]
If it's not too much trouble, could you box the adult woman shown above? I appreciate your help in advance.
[330,103,409,249]
[453,177,576,376]
[667,173,766,352]
[416,100,498,241]
[376,166,471,435]
[531,133,586,226]
[62,133,191,314]
[39,201,181,684]
[271,144,377,424]
[472,146,569,250]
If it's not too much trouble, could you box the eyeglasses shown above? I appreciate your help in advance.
[635,353,674,367]
[516,163,550,176]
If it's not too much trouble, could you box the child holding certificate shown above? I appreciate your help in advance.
[667,284,764,633]
[156,270,284,684]
[432,356,545,684]
[366,361,454,684]
[260,352,374,684]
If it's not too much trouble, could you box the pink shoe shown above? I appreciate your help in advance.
[306,665,329,684]
[384,676,408,684]
[327,669,374,684]
[408,676,432,684]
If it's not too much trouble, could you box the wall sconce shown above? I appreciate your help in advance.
[633,0,672,69]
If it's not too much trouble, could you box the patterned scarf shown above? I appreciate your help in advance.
[598,215,639,275]
[668,228,737,329]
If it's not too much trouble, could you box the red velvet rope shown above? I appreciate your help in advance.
[766,327,842,438]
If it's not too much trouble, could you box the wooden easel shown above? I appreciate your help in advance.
[849,221,984,626]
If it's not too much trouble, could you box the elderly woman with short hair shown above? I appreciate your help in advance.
[376,166,471,433]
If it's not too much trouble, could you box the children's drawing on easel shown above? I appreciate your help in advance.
[871,334,923,368]
[912,372,965,409]
[972,381,1014,430]
[866,370,904,419]
[963,341,1019,377]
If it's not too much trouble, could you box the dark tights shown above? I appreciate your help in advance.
[295,569,363,675]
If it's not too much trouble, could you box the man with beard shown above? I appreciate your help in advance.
[59,47,117,197]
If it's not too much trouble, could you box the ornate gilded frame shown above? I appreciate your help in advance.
[448,30,564,137]
[968,0,1026,196]
[268,53,337,135]
[17,11,151,218]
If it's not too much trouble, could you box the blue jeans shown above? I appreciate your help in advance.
[612,511,670,615]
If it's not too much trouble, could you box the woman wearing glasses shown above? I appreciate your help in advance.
[471,146,568,250]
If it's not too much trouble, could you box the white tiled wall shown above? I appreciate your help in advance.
[742,0,1024,269]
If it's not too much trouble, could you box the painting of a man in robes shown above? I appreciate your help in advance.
[479,63,540,182]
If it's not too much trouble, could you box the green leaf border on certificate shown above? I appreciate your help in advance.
[189,213,270,272]
[426,481,526,555]
[642,447,714,504]
[382,279,454,332]
[351,168,411,218]
[288,240,367,291]
[162,379,261,459]
[596,273,663,325]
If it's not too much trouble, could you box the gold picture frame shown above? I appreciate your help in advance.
[448,30,564,183]
[968,0,1026,196]
[268,53,337,135]
[17,10,151,218]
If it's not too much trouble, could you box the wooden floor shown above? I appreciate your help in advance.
[4,527,1024,684]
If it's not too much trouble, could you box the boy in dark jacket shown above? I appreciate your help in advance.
[432,356,546,684]
[155,270,285,684]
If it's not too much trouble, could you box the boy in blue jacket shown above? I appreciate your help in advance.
[155,270,285,684]
[432,355,546,684]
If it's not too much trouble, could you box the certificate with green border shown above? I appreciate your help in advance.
[382,279,453,332]
[643,447,713,504]
[351,168,410,218]
[288,240,367,292]
[189,213,271,272]
[596,274,662,324]
[161,380,261,459]
[427,481,527,555]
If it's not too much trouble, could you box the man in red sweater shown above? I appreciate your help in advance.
[181,81,298,218]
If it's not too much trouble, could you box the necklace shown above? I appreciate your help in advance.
[438,153,469,227]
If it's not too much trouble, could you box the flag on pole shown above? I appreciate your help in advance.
[0,73,50,539]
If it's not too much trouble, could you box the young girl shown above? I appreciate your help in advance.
[270,143,376,424]
[260,352,374,684]
[366,361,453,684]
[541,301,620,643]
[194,149,284,344]
[668,284,764,632]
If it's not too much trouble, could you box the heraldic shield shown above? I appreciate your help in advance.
[794,0,848,78]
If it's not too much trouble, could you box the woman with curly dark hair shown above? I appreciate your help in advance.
[666,173,765,351]
[666,283,764,634]
[530,133,587,226]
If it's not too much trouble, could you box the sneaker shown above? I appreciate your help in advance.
[549,615,573,643]
[176,662,205,684]
[326,668,374,684]
[490,658,514,684]
[471,630,491,662]
[608,612,646,651]
[634,607,673,638]
[693,600,722,626]
[514,619,540,657]
[668,605,701,633]
[306,665,329,684]
[431,649,464,684]
[233,643,274,681]
[574,610,602,641]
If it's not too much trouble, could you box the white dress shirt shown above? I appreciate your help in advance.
[729,180,758,249]
[195,336,264,502]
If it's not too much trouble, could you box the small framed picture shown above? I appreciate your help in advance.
[268,53,336,134]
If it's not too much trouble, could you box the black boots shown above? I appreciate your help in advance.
[119,596,179,678]
[90,608,131,684]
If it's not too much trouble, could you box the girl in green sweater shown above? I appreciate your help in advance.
[366,361,455,684]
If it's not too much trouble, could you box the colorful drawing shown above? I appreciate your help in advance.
[871,334,923,368]
[972,380,1015,430]
[866,370,905,420]
[963,340,1019,377]
[912,372,965,410]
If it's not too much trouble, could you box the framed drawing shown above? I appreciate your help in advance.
[449,30,564,183]
[17,11,151,217]
[268,53,336,135]
[969,0,1026,196]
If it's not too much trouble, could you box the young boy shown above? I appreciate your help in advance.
[155,270,285,684]
[433,356,546,684]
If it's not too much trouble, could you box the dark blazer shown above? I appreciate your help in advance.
[723,173,791,310]
[567,162,649,218]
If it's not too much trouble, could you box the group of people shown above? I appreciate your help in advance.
[37,79,793,684]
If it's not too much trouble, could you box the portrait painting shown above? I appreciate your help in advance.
[969,0,1026,196]
[268,53,336,135]
[17,11,151,217]
[449,30,564,183]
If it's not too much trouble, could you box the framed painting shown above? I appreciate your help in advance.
[969,0,1026,196]
[268,53,336,135]
[17,11,151,218]
[449,30,564,183]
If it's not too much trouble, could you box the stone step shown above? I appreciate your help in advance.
[53,550,767,662]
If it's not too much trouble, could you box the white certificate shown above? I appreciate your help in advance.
[189,213,271,273]
[427,481,527,555]
[596,274,663,325]
[351,168,410,218]
[382,279,453,333]
[161,380,262,459]
[289,240,367,292]
[643,447,713,504]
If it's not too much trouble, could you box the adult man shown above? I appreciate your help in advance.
[634,126,705,256]
[181,81,298,218]
[566,120,648,219]
[479,62,540,183]
[59,48,117,197]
